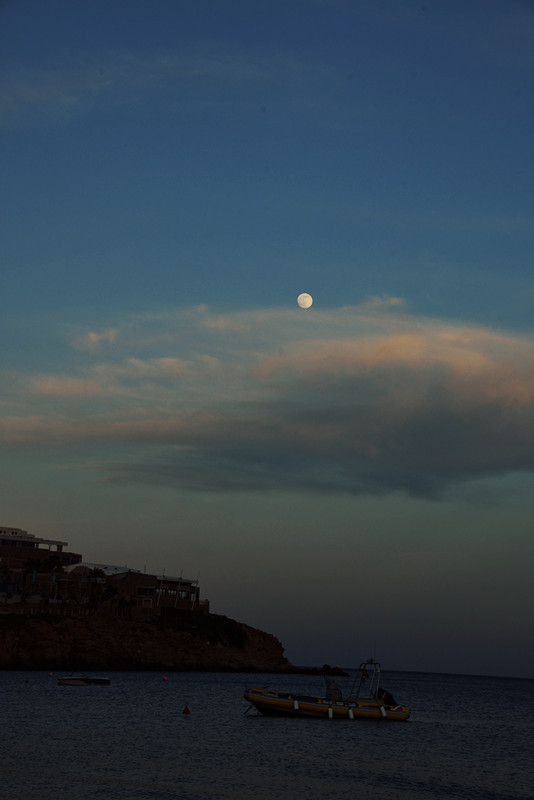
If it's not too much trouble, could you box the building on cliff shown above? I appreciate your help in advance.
[0,526,82,596]
[64,563,209,617]
[0,526,208,618]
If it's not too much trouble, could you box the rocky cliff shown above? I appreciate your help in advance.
[0,611,294,672]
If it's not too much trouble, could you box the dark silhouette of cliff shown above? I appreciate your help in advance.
[0,610,294,672]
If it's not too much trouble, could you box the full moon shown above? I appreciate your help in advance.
[297,292,313,309]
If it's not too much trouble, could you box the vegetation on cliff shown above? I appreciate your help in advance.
[0,610,293,672]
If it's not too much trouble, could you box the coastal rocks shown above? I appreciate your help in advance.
[296,663,349,677]
[0,611,293,672]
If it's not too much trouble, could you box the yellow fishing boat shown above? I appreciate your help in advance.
[244,659,410,721]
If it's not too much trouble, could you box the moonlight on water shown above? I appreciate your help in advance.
[297,293,313,309]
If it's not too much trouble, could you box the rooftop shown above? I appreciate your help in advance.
[0,526,68,548]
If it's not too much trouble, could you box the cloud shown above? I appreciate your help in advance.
[3,301,534,497]
[74,328,119,353]
[32,377,105,398]
[0,49,301,129]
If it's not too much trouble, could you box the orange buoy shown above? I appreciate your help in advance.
[182,705,190,715]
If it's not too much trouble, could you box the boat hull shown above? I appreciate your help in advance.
[244,688,410,721]
[57,675,110,686]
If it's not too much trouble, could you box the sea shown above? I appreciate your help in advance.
[1,669,533,800]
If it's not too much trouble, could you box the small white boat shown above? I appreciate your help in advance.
[57,672,110,686]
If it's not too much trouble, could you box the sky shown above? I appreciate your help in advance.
[1,0,534,679]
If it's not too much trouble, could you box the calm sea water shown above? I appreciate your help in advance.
[1,669,533,800]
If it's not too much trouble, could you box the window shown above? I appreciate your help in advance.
[136,587,155,596]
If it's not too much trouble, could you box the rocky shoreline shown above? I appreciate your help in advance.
[0,611,347,674]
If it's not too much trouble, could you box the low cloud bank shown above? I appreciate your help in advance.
[3,302,534,497]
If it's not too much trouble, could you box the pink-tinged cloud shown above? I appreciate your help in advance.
[3,304,534,496]
[32,377,106,398]
[201,315,250,332]
[28,357,205,401]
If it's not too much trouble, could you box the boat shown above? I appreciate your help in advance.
[244,659,410,721]
[57,672,110,686]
